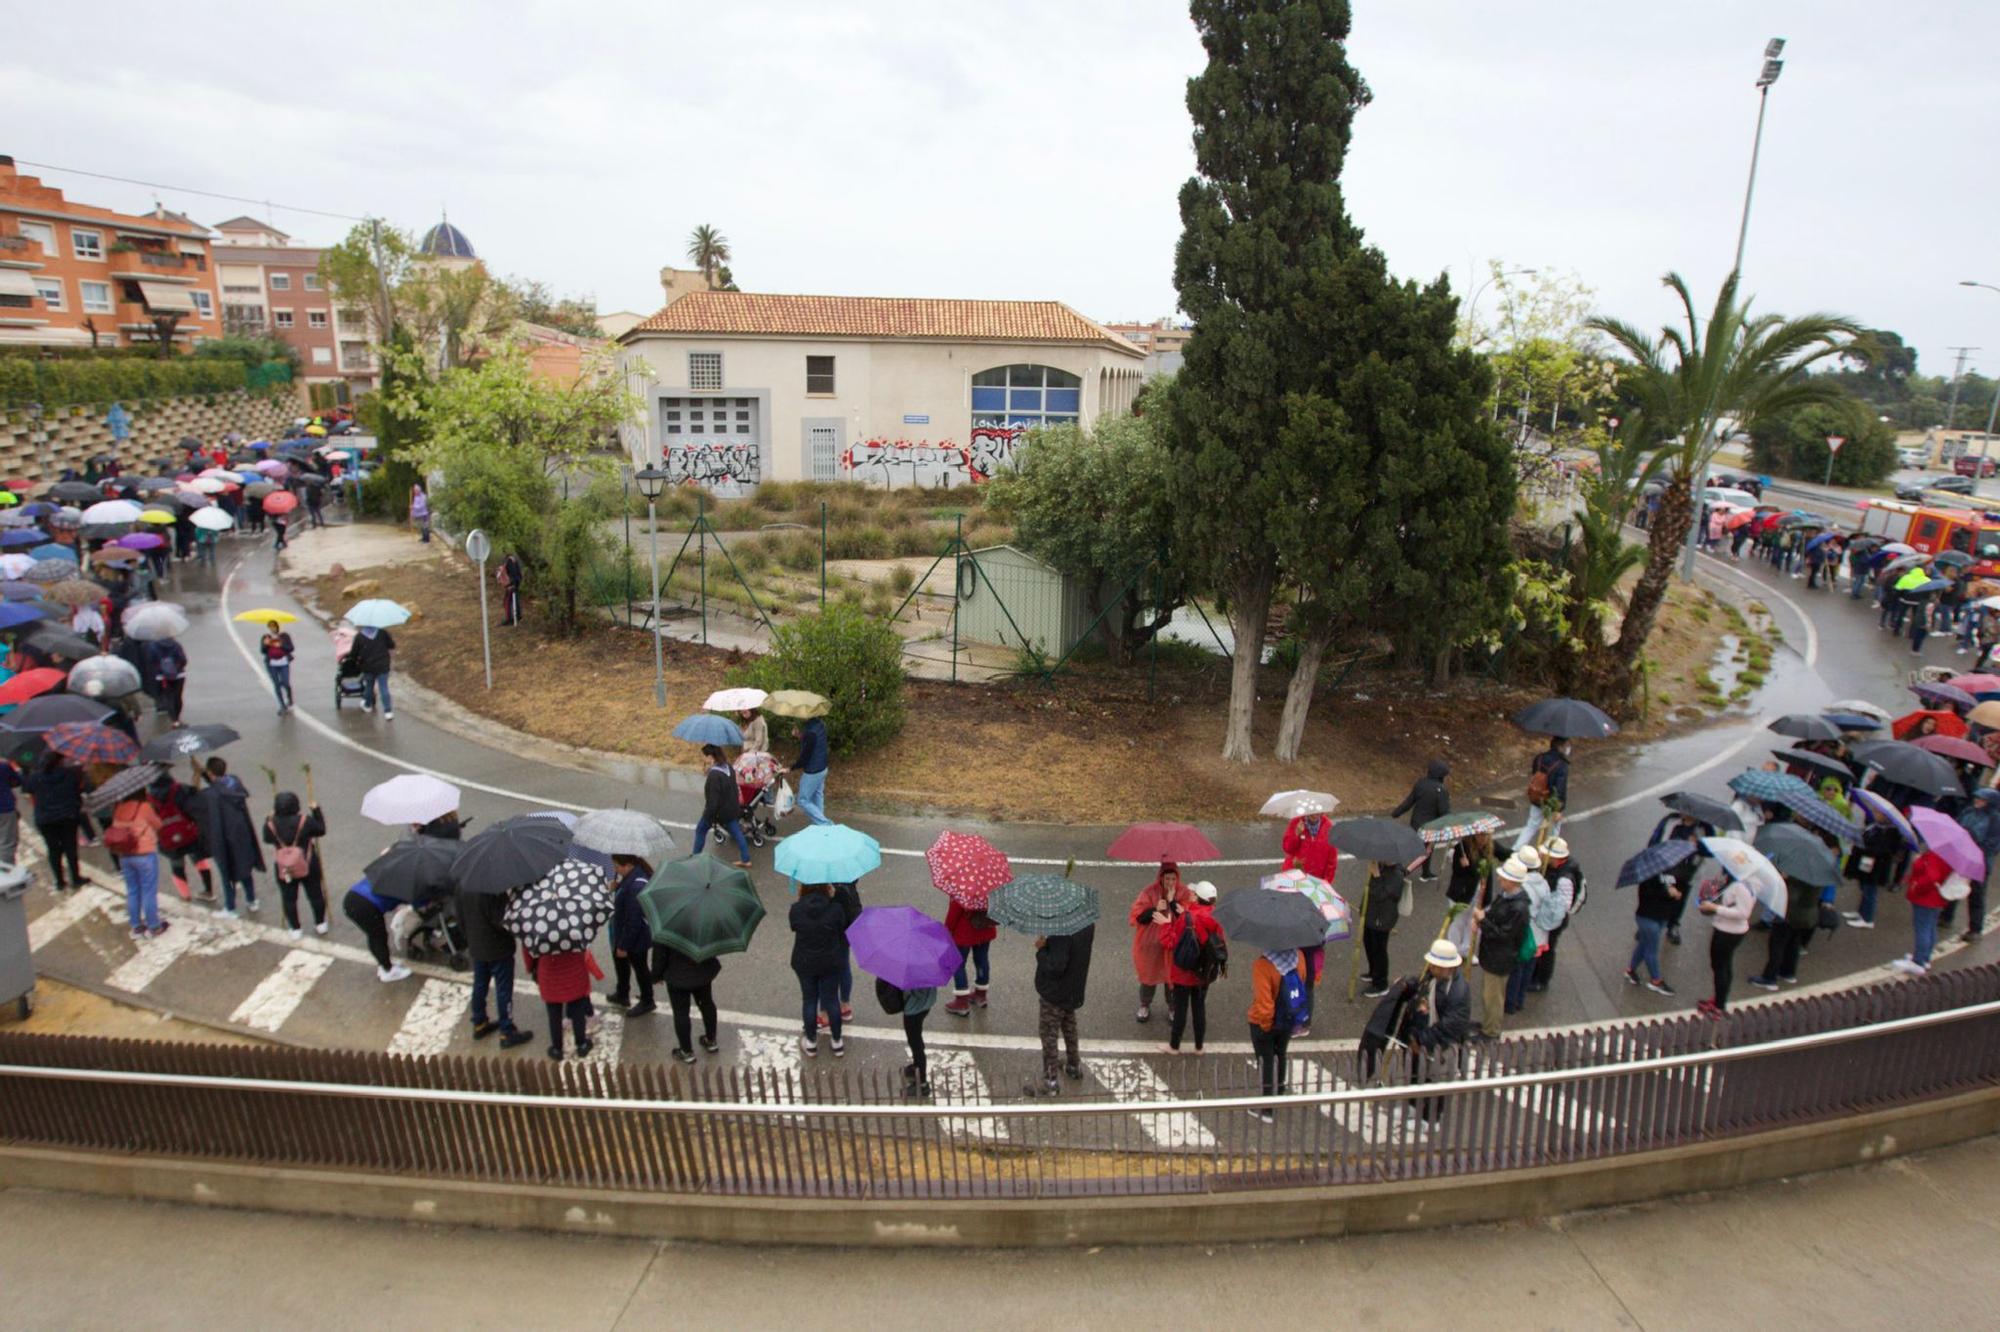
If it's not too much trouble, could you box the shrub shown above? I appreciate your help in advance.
[887,563,916,597]
[730,604,906,757]
[731,539,770,574]
[892,526,943,558]
[775,532,820,572]
[866,588,894,618]
[825,525,889,560]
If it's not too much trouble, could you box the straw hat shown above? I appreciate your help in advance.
[1498,856,1527,882]
[1515,845,1543,870]
[1423,939,1463,969]
[1545,837,1571,860]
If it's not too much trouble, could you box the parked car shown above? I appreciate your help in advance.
[1896,474,1977,501]
[1954,454,1998,478]
[1898,447,1930,469]
[1708,472,1762,498]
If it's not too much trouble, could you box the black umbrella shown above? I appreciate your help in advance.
[1773,748,1852,787]
[0,693,113,735]
[1754,822,1841,886]
[1853,740,1964,800]
[138,723,241,763]
[1325,816,1426,865]
[364,836,462,905]
[450,812,576,895]
[20,625,103,663]
[1212,887,1328,951]
[1512,696,1620,739]
[178,436,204,451]
[296,473,329,489]
[131,477,177,494]
[1660,790,1742,832]
[1933,550,1976,569]
[1769,714,1841,743]
[44,482,102,505]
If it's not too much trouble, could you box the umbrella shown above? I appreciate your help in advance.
[363,836,462,906]
[1891,709,1965,741]
[1325,816,1426,865]
[262,491,298,515]
[924,830,1011,910]
[504,858,616,957]
[1772,748,1852,787]
[1512,696,1619,739]
[1700,836,1789,915]
[1856,740,1964,799]
[66,655,141,700]
[1881,555,1928,577]
[846,906,960,989]
[638,857,765,960]
[19,626,102,662]
[451,813,577,895]
[0,580,38,601]
[79,500,141,526]
[1617,839,1697,888]
[253,459,290,477]
[671,713,743,746]
[1661,790,1743,831]
[1419,811,1504,844]
[764,689,830,719]
[44,482,102,505]
[1105,820,1220,863]
[1910,807,1989,880]
[1821,711,1883,732]
[233,608,297,625]
[1971,700,2000,730]
[1913,734,1996,767]
[1754,822,1841,887]
[1934,550,1977,569]
[137,723,240,763]
[1261,867,1352,942]
[1727,768,1818,804]
[360,773,462,826]
[0,530,46,549]
[703,686,768,712]
[85,528,142,550]
[0,668,65,706]
[571,808,676,865]
[113,532,166,551]
[122,602,189,642]
[1911,680,1977,710]
[1212,886,1329,950]
[24,559,77,584]
[183,478,227,495]
[132,477,176,493]
[0,555,29,580]
[773,822,882,883]
[138,509,179,527]
[345,598,410,629]
[42,579,104,609]
[1946,674,2000,699]
[44,722,139,766]
[1259,789,1340,820]
[1851,787,1920,846]
[0,694,112,734]
[528,809,579,830]
[986,874,1099,937]
[81,762,170,816]
[1771,788,1862,842]
[0,603,50,632]
[190,508,234,532]
[1769,714,1842,743]
[26,544,73,565]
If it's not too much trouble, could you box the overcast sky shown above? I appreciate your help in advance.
[6,1,1997,378]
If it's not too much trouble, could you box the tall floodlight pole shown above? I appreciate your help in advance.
[1961,284,2000,439]
[635,466,669,707]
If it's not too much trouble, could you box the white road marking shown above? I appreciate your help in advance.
[387,979,464,1056]
[102,913,254,993]
[574,1007,622,1067]
[924,1047,1010,1142]
[1492,1080,1620,1137]
[27,889,109,951]
[227,949,333,1033]
[1083,1057,1217,1149]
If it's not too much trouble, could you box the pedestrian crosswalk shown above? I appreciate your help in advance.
[228,949,333,1033]
[388,979,466,1057]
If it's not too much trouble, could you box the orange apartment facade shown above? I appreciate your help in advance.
[0,156,220,350]
[210,215,375,391]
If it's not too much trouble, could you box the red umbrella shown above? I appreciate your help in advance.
[1912,734,1995,767]
[1106,820,1220,863]
[925,830,1011,910]
[44,721,140,766]
[1946,673,2000,698]
[0,668,67,707]
[2,480,33,493]
[262,491,299,515]
[1892,708,1968,740]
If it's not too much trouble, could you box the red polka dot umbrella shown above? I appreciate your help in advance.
[925,830,1012,910]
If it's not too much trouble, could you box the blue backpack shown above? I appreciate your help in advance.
[1272,962,1310,1031]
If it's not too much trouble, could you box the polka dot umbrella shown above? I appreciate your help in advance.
[925,830,1012,910]
[503,857,616,958]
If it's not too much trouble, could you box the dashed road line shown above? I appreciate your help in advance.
[227,948,333,1033]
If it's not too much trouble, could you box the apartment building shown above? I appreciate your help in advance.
[210,215,375,391]
[0,155,220,350]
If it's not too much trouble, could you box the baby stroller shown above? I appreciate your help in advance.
[390,893,469,971]
[329,624,369,710]
[722,749,783,849]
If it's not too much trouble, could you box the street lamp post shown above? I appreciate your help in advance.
[1962,282,2000,439]
[634,466,669,707]
[1464,266,1537,423]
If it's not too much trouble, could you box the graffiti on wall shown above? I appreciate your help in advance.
[661,441,762,495]
[839,425,1028,489]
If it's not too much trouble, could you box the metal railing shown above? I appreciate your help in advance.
[4,964,1999,1201]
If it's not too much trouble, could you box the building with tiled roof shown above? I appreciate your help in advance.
[618,287,1143,492]
[212,215,374,393]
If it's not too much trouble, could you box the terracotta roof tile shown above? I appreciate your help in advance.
[627,292,1141,354]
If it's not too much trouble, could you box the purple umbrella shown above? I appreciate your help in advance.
[1851,787,1918,846]
[846,905,959,990]
[1910,806,1986,880]
[253,459,289,477]
[113,532,166,551]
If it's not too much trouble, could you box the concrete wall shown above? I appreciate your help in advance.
[0,386,303,478]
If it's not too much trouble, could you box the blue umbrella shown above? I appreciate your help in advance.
[0,582,40,602]
[1617,838,1698,888]
[672,713,744,746]
[1910,578,1953,596]
[0,530,47,548]
[773,822,883,884]
[28,544,74,564]
[17,503,52,519]
[1770,790,1862,843]
[846,905,959,989]
[346,598,411,628]
[1805,531,1839,551]
[0,602,51,631]
[1728,768,1817,804]
[1821,711,1882,732]
[1851,787,1919,846]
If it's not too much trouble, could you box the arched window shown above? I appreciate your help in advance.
[970,364,1082,432]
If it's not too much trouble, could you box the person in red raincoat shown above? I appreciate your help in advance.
[1128,860,1193,1023]
[1157,881,1225,1055]
[1283,814,1340,881]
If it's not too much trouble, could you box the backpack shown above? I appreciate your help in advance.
[1172,927,1202,975]
[1526,763,1551,806]
[1195,932,1229,985]
[1271,962,1310,1032]
[157,808,199,854]
[875,977,907,1015]
[270,817,310,881]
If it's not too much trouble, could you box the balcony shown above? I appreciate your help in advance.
[108,248,203,280]
[0,235,29,254]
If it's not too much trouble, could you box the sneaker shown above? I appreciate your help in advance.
[671,1048,696,1065]
[1362,984,1390,998]
[1158,1042,1180,1056]
[575,1037,594,1058]
[818,1011,831,1029]
[217,908,238,920]
[130,926,146,939]
[1135,1005,1151,1022]
[377,964,412,982]
[547,1045,563,1062]
[1779,975,1799,985]
[1062,1062,1083,1081]
[1747,976,1779,991]
[473,1021,499,1041]
[363,703,374,713]
[147,922,170,938]
[1843,913,1875,929]
[1623,968,1640,987]
[1021,1079,1059,1098]
[697,1035,718,1054]
[288,927,303,941]
[840,1003,852,1021]
[606,992,631,1009]
[1889,958,1929,976]
[1646,978,1676,996]
[627,1001,657,1018]
[944,995,972,1017]
[243,898,259,914]
[831,1038,845,1057]
[314,921,329,935]
[383,711,394,720]
[1962,931,1984,944]
[500,1029,534,1049]
[1667,926,1682,946]
[800,1036,817,1057]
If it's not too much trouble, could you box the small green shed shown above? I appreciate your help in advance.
[956,544,1094,658]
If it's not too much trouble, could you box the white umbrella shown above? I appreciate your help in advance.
[183,478,227,495]
[1260,789,1340,820]
[347,599,411,629]
[68,654,143,699]
[190,507,235,532]
[360,773,462,827]
[1700,835,1788,914]
[703,687,769,712]
[80,499,143,525]
[0,554,33,580]
[122,602,190,642]
[572,807,676,865]
[1827,699,1892,724]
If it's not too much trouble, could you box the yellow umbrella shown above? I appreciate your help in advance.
[138,509,176,525]
[764,689,830,719]
[0,492,17,508]
[233,608,298,625]
[1970,700,2000,729]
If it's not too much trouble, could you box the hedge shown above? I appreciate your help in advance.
[0,356,293,411]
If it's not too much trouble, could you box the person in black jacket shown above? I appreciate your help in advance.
[652,941,723,1065]
[1360,861,1405,998]
[605,855,657,1017]
[262,791,328,938]
[457,877,533,1048]
[1023,922,1095,1096]
[692,744,752,868]
[196,757,265,917]
[789,882,860,1056]
[1390,759,1451,880]
[345,626,396,718]
[23,753,83,892]
[1472,857,1532,1040]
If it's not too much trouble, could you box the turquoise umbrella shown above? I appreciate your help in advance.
[773,822,881,883]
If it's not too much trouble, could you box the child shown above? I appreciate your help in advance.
[606,855,657,1017]
[528,943,600,1062]
[262,791,328,940]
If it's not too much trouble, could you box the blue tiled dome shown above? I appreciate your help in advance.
[419,219,476,259]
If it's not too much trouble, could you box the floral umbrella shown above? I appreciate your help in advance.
[925,830,1012,910]
[1259,867,1352,942]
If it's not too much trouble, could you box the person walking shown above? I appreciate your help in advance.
[1695,870,1754,1017]
[1404,938,1472,1123]
[409,481,432,543]
[652,941,722,1065]
[789,882,860,1057]
[1359,860,1405,998]
[105,791,166,939]
[1531,838,1584,991]
[304,481,325,529]
[1390,759,1451,881]
[195,757,264,917]
[1892,849,1953,976]
[1245,945,1306,1119]
[1473,857,1532,1039]
[270,511,289,551]
[1954,787,2000,940]
[1625,872,1681,997]
[529,943,598,1062]
[692,745,752,869]
[1281,810,1339,881]
[1022,921,1094,1097]
[150,773,212,903]
[458,874,533,1049]
[345,624,396,719]
[1158,879,1225,1055]
[260,621,296,716]
[261,792,327,939]
[23,754,84,893]
[1645,811,1711,945]
[605,854,658,1017]
[789,714,831,826]
[942,897,996,1017]
[148,634,188,726]
[1521,738,1571,846]
[1127,860,1191,1022]
[896,982,938,1097]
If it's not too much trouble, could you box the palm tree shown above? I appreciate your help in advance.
[1585,272,1861,699]
[686,225,731,289]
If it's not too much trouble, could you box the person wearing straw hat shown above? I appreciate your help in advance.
[1401,937,1471,1122]
[1531,838,1584,991]
[1472,857,1532,1040]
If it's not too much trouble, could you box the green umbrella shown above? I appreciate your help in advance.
[638,858,766,962]
[987,873,1099,937]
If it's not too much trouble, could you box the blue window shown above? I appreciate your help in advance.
[971,386,1005,411]
[1045,388,1080,413]
[1008,389,1042,411]
[969,364,1082,438]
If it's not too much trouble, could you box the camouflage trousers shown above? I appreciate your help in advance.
[1037,1001,1079,1084]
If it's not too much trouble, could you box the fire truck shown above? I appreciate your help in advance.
[1860,498,2000,561]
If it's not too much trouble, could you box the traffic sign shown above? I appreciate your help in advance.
[465,529,491,563]
[466,529,492,688]
[1826,435,1847,454]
